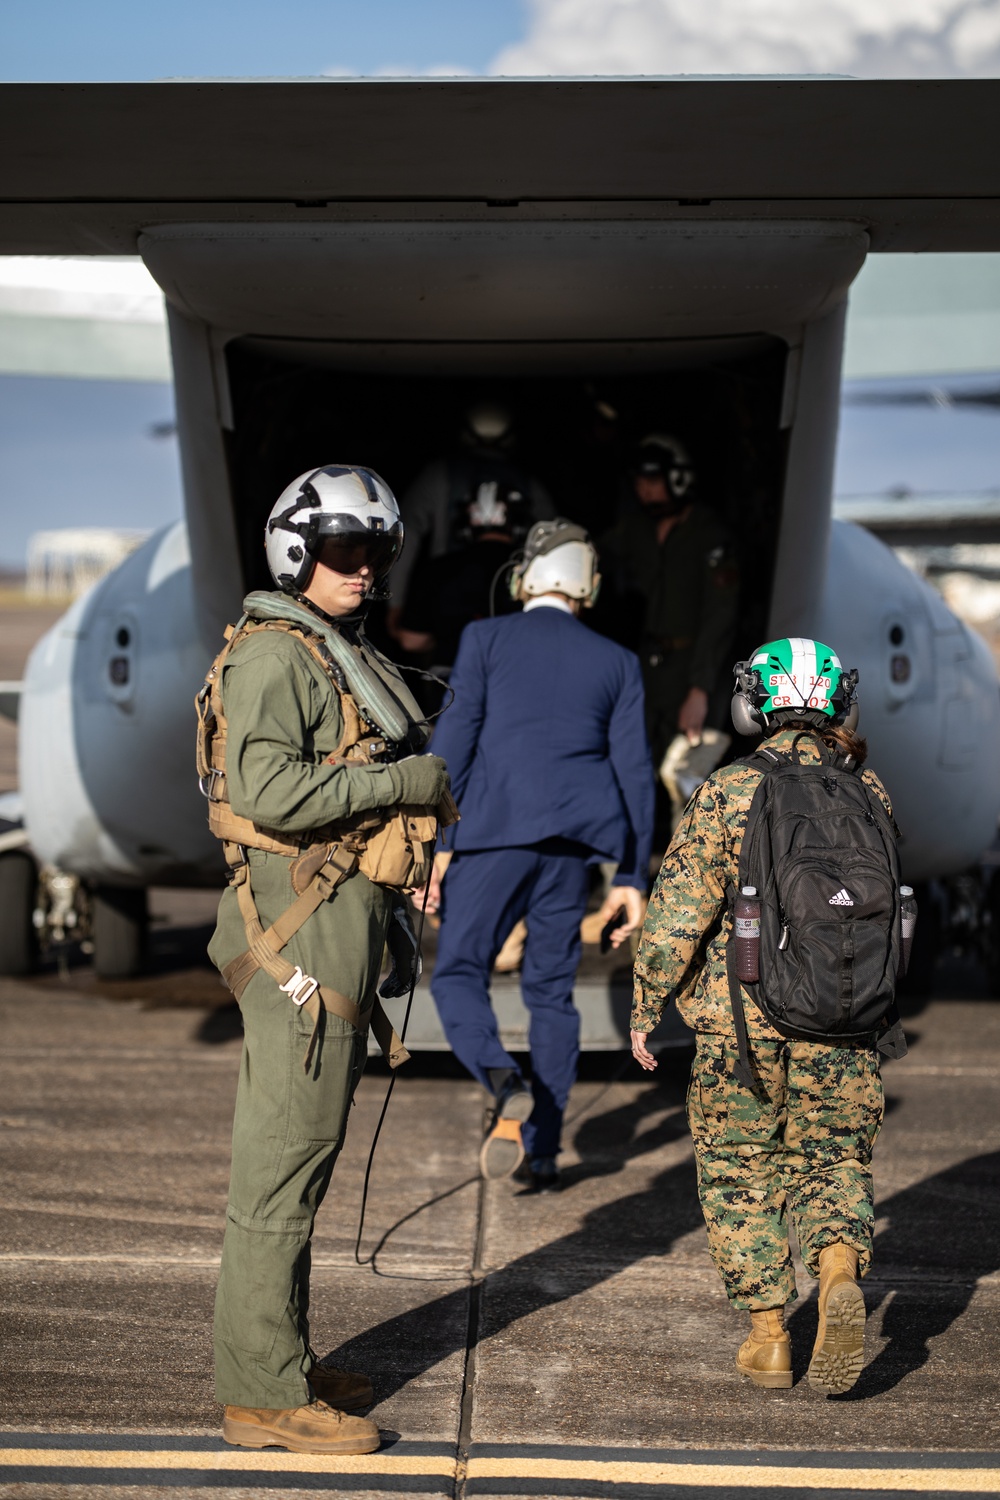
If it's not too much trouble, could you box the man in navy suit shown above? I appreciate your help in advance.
[422,519,654,1189]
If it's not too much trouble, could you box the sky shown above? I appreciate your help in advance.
[2,0,1000,80]
[0,1,525,81]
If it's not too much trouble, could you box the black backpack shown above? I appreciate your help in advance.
[727,736,907,1090]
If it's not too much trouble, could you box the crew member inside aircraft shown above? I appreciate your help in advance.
[418,519,654,1191]
[394,480,530,668]
[387,398,556,644]
[197,465,452,1457]
[598,435,740,786]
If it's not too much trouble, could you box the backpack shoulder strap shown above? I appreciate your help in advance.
[726,931,759,1094]
[725,757,779,1095]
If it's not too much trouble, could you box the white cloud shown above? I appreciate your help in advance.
[490,0,1000,78]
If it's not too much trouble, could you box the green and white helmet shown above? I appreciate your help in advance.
[731,637,859,736]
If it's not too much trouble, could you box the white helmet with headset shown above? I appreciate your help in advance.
[265,465,403,599]
[510,519,601,606]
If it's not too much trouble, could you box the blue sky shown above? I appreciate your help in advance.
[0,0,526,81]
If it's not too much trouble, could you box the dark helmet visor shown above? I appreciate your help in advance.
[316,532,401,579]
[313,513,403,578]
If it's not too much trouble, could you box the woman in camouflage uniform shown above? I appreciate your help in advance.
[630,638,892,1396]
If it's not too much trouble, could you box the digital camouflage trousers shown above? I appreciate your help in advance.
[687,1034,884,1311]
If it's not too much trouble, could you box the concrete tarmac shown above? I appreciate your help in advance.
[2,911,999,1500]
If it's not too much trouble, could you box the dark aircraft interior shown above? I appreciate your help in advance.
[223,339,789,690]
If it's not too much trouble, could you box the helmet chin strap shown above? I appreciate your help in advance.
[293,589,372,629]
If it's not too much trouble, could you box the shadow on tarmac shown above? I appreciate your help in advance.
[328,1058,704,1405]
[793,1146,1000,1400]
[339,1036,1000,1407]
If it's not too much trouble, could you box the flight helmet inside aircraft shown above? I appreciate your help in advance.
[464,399,513,447]
[510,518,601,606]
[265,465,404,597]
[731,637,860,737]
[632,433,696,501]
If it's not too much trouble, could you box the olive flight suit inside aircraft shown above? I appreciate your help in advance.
[599,436,739,769]
[199,464,451,1457]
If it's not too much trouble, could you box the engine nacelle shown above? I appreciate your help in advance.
[815,520,1000,882]
[19,522,222,887]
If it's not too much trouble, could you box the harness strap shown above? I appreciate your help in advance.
[224,851,410,1073]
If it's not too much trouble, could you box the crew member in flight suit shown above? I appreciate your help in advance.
[197,465,451,1455]
[423,520,654,1190]
[387,398,555,642]
[599,435,739,770]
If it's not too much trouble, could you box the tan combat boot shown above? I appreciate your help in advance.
[307,1360,374,1411]
[222,1400,380,1454]
[808,1243,866,1395]
[735,1307,792,1388]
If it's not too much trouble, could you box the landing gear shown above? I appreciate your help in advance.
[0,850,39,975]
[92,885,149,979]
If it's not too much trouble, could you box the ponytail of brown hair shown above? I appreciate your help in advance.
[818,723,868,767]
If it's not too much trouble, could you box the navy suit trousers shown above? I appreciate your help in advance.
[431,843,589,1158]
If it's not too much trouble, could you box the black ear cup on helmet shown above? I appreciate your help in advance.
[731,692,763,737]
[730,661,765,737]
[835,668,861,732]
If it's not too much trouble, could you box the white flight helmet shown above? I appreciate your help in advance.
[265,465,404,596]
[511,519,601,606]
[466,399,512,446]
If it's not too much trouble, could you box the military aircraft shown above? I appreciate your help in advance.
[2,78,1000,1013]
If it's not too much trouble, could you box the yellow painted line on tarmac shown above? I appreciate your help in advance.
[467,1458,1000,1491]
[5,1448,999,1493]
[0,1449,454,1476]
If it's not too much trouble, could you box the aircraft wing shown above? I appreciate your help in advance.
[2,79,1000,254]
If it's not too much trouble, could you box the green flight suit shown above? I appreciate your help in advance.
[207,604,426,1410]
[600,504,739,767]
[631,728,890,1310]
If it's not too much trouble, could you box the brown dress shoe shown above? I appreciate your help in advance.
[307,1361,374,1411]
[222,1400,380,1454]
[480,1079,533,1180]
[735,1307,793,1389]
[808,1243,866,1395]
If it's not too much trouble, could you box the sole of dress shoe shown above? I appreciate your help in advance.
[479,1116,525,1179]
[222,1412,380,1455]
[807,1280,866,1395]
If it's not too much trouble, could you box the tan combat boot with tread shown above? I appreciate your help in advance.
[808,1243,866,1395]
[735,1307,792,1389]
[307,1361,374,1411]
[222,1400,380,1454]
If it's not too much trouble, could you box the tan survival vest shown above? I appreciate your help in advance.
[195,615,456,1072]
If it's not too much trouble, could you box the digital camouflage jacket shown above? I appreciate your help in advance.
[631,726,894,1040]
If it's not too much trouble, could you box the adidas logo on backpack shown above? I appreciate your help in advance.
[828,888,855,907]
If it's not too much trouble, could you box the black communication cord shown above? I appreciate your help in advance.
[394,659,456,724]
[488,556,520,618]
[353,838,435,1268]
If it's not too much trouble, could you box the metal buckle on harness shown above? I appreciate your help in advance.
[280,966,320,1007]
[198,767,226,801]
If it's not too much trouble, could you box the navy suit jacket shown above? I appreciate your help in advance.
[432,605,654,887]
